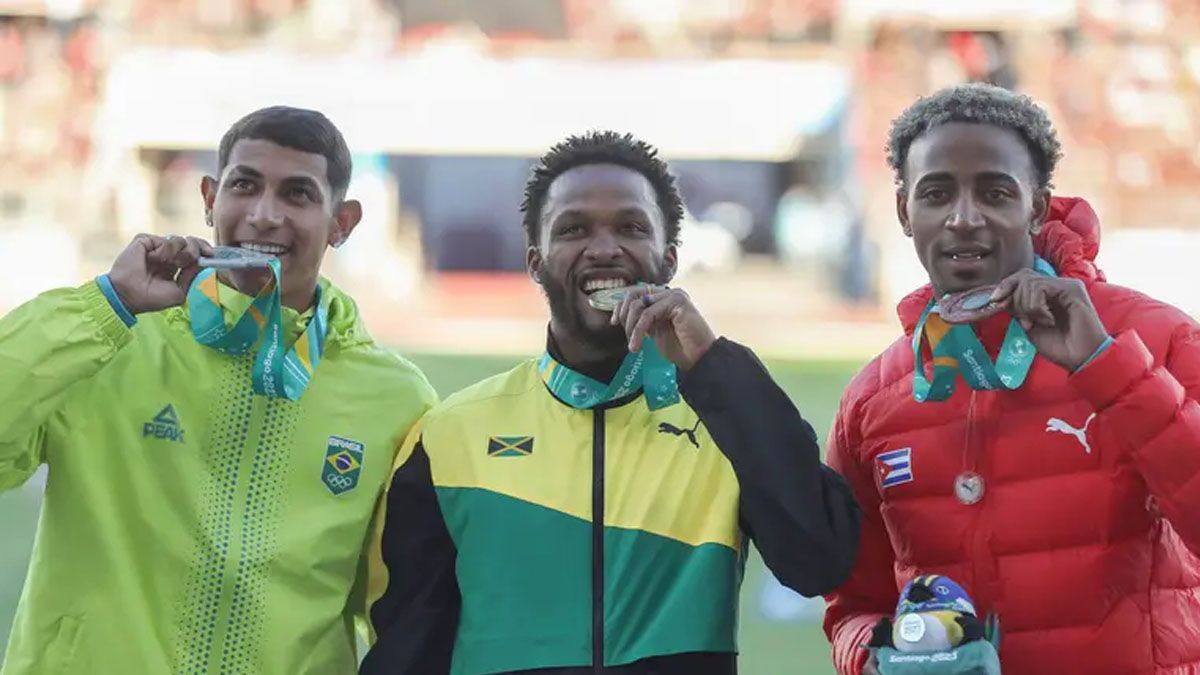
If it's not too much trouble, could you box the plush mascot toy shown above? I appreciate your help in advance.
[867,575,1002,675]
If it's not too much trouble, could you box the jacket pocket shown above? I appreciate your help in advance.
[40,614,83,674]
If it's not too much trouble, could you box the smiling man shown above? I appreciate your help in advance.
[0,106,436,674]
[360,131,861,674]
[823,84,1200,675]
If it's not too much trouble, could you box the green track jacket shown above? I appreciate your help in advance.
[0,279,436,675]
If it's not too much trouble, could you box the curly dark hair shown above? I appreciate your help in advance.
[886,83,1062,191]
[520,130,685,246]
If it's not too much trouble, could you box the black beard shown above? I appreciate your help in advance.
[540,274,628,355]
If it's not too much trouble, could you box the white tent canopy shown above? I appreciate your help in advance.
[841,0,1077,29]
[95,48,850,162]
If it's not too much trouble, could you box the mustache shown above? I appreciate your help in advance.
[539,275,623,348]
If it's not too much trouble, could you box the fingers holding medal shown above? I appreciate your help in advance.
[109,234,216,314]
[596,284,716,372]
[611,284,673,351]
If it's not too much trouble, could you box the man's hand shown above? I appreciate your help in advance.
[989,269,1109,372]
[108,234,213,315]
[611,286,716,371]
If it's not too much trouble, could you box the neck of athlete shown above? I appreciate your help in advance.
[546,324,626,384]
[218,269,318,313]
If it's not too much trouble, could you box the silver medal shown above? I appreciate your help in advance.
[198,245,274,269]
[954,471,985,505]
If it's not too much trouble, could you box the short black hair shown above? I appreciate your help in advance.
[217,106,353,203]
[886,83,1062,191]
[520,130,685,246]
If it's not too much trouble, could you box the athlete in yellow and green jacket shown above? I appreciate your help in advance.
[362,131,860,675]
[0,106,436,675]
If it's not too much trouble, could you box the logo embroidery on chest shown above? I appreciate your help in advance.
[487,436,534,457]
[323,436,365,496]
[877,447,914,488]
[657,419,702,449]
[144,404,186,443]
[1045,413,1095,454]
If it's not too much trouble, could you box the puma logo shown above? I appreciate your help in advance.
[1045,413,1096,454]
[658,419,701,449]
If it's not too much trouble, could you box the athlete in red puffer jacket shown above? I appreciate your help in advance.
[825,84,1200,675]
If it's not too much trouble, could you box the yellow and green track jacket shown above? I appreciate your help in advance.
[363,338,861,675]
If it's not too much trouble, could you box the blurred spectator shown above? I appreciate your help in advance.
[3,0,1200,313]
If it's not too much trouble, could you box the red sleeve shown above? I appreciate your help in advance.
[823,391,896,675]
[1070,324,1200,557]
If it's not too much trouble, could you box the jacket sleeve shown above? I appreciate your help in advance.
[0,281,133,491]
[352,375,439,645]
[822,390,898,675]
[678,337,862,597]
[1070,323,1200,556]
[360,422,460,675]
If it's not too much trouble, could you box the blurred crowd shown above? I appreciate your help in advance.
[856,0,1200,234]
[2,0,1200,311]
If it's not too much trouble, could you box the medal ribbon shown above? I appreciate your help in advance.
[187,260,328,401]
[538,338,680,410]
[912,257,1056,402]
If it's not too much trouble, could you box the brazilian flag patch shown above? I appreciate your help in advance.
[488,435,534,457]
[323,436,365,496]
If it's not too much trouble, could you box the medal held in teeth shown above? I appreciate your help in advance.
[587,284,662,311]
[198,245,275,269]
[937,285,1002,324]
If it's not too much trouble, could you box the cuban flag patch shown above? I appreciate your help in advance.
[877,448,914,488]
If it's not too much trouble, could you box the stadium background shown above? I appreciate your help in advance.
[3,0,1200,672]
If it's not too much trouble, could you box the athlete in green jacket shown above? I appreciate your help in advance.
[0,106,436,674]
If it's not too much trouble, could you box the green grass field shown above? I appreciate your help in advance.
[0,352,860,674]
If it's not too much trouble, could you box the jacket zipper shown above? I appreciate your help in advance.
[592,408,606,674]
[964,390,1001,609]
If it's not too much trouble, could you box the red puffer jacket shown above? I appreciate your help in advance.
[824,196,1200,675]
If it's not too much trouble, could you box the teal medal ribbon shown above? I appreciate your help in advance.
[538,338,680,410]
[187,260,328,401]
[912,257,1056,402]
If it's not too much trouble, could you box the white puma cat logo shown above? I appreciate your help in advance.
[1045,413,1096,454]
